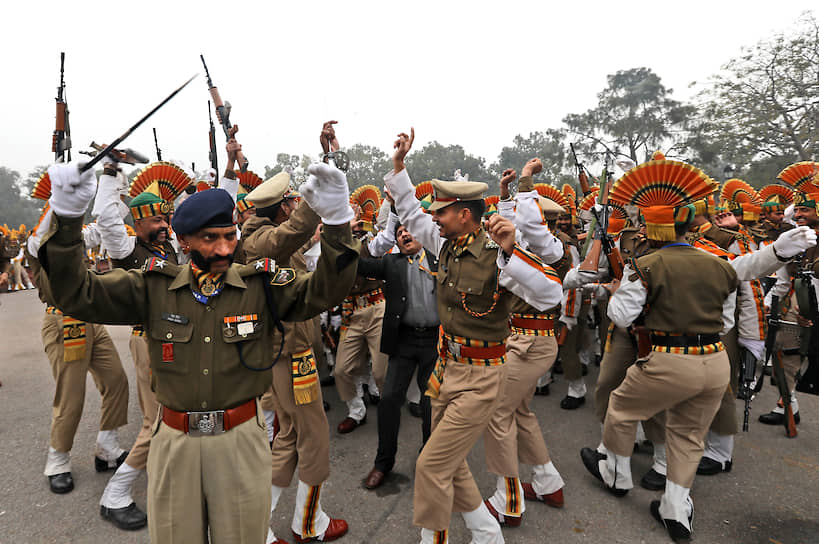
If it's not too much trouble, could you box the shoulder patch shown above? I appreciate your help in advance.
[238,258,276,277]
[142,257,178,276]
[270,267,296,286]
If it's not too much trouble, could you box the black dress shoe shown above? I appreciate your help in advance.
[650,499,692,542]
[696,456,732,475]
[362,385,380,406]
[95,451,128,472]
[534,384,550,396]
[640,468,666,491]
[48,472,74,494]
[408,402,423,418]
[560,395,585,410]
[758,411,800,426]
[100,502,147,530]
[580,447,628,497]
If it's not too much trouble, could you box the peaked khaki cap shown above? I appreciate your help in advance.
[246,171,292,208]
[428,179,489,211]
[538,196,566,218]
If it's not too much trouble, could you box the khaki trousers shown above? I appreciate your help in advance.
[334,302,388,401]
[123,334,159,470]
[42,314,128,453]
[594,326,666,443]
[603,350,729,487]
[270,353,330,487]
[147,399,272,544]
[484,334,557,476]
[709,326,739,435]
[413,361,506,531]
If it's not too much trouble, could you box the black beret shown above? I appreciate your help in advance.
[172,189,235,235]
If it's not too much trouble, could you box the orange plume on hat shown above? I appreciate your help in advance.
[578,188,601,212]
[350,185,382,231]
[534,184,569,210]
[31,171,52,201]
[129,162,193,200]
[235,170,264,193]
[758,184,793,205]
[777,161,819,190]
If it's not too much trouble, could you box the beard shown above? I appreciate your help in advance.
[190,249,233,272]
[148,227,169,244]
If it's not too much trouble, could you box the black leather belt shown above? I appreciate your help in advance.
[650,333,721,347]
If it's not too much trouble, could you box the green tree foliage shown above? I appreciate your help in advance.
[694,12,818,171]
[563,67,695,164]
[406,142,497,192]
[0,167,45,229]
[492,130,569,184]
[344,144,391,190]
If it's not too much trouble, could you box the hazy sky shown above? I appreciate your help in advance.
[1,1,813,180]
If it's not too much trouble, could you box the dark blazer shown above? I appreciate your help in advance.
[357,251,439,356]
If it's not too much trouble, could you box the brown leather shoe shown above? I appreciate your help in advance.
[337,415,365,434]
[522,482,564,508]
[292,518,349,542]
[483,499,522,527]
[364,468,386,489]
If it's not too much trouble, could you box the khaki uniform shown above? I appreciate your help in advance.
[335,242,388,404]
[29,253,128,457]
[603,245,737,489]
[414,230,518,531]
[240,208,332,487]
[40,215,358,543]
[112,238,178,471]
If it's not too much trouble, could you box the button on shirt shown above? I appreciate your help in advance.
[402,251,439,328]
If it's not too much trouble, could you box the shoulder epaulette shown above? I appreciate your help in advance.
[141,257,179,276]
[628,256,650,287]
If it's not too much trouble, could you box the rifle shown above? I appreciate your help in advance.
[570,143,593,196]
[153,128,162,161]
[207,101,219,173]
[739,348,756,431]
[579,155,625,280]
[200,55,248,172]
[762,295,798,437]
[52,52,71,162]
[80,142,150,166]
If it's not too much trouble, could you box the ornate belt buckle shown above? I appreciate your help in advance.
[448,342,461,359]
[187,410,225,436]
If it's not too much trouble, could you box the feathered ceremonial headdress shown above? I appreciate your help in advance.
[484,195,499,218]
[534,184,569,210]
[350,185,382,232]
[607,202,629,235]
[758,184,793,213]
[31,171,52,201]
[578,188,601,212]
[561,184,577,220]
[608,151,718,241]
[777,162,819,190]
[720,179,761,221]
[236,170,264,193]
[415,181,434,212]
[128,162,192,219]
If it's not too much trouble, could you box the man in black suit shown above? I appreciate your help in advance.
[359,223,439,490]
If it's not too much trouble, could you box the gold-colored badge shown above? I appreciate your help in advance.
[223,327,236,338]
[68,325,82,338]
[298,359,312,375]
[201,277,216,296]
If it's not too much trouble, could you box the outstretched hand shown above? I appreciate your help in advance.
[48,161,97,218]
[500,169,517,199]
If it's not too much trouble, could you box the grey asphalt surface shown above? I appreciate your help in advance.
[0,288,817,544]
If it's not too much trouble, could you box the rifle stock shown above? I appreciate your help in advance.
[52,52,71,162]
[201,55,248,172]
[570,143,593,196]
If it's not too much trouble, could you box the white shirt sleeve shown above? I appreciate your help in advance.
[497,248,563,311]
[383,169,444,256]
[729,244,786,281]
[722,290,737,334]
[367,212,398,257]
[607,264,647,328]
[514,190,564,264]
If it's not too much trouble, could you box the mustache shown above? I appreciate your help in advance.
[148,228,169,243]
[190,249,233,271]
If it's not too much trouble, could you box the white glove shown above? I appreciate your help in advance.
[48,161,97,218]
[300,163,355,225]
[91,171,129,218]
[772,225,817,258]
[559,315,577,331]
[738,337,764,361]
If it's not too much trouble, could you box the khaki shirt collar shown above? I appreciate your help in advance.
[168,264,247,291]
[459,227,486,258]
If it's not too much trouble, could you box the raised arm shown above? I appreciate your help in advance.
[383,129,444,256]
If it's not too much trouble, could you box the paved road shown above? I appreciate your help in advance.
[1,289,817,543]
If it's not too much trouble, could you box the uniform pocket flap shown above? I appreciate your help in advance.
[455,276,485,296]
[149,318,193,343]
